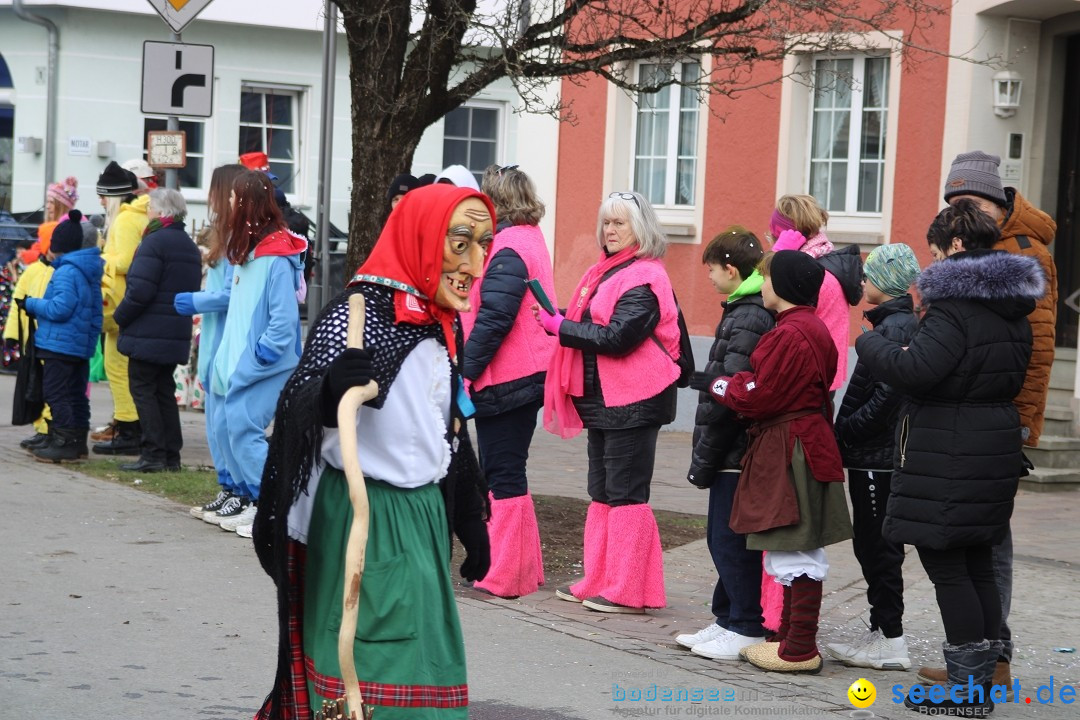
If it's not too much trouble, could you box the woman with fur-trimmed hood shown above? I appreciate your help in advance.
[855,199,1045,716]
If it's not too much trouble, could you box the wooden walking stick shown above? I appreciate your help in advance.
[331,293,379,720]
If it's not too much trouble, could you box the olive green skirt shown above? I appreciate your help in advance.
[302,469,468,718]
[746,439,853,552]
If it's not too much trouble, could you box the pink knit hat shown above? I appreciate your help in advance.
[47,176,79,210]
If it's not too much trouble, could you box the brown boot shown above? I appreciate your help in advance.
[90,420,117,442]
[918,660,1012,699]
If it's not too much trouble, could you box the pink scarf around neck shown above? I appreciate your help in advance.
[544,246,638,438]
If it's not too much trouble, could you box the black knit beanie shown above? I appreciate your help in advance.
[51,210,84,255]
[96,161,138,197]
[770,250,825,307]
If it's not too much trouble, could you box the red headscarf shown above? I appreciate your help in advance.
[349,183,496,358]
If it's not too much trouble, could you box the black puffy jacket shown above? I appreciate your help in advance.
[688,293,774,487]
[835,294,919,470]
[818,244,865,306]
[855,250,1043,550]
[558,259,677,429]
[115,221,202,365]
[462,246,543,416]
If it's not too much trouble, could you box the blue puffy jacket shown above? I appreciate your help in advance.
[26,247,104,359]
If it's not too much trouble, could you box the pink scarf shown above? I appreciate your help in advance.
[544,246,638,438]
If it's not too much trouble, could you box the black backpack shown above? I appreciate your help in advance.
[816,244,865,306]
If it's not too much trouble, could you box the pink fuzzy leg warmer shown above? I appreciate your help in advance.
[761,558,785,631]
[596,503,667,609]
[569,501,610,599]
[473,492,546,598]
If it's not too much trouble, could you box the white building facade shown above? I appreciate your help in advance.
[0,0,560,246]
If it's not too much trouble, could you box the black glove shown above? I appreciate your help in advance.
[688,371,715,393]
[455,515,491,582]
[14,296,30,316]
[320,347,374,426]
[687,463,715,489]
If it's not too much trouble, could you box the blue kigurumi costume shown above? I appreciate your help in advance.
[212,229,307,504]
[176,260,236,493]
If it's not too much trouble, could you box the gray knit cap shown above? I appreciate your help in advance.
[943,151,1007,207]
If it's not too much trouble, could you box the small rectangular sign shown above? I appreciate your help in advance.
[147,130,187,168]
[68,136,92,157]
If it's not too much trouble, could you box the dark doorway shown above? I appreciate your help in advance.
[1055,35,1080,347]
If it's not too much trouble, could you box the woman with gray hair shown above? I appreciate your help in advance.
[112,187,203,472]
[539,190,681,613]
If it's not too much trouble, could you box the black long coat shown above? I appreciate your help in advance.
[688,292,774,487]
[115,221,203,365]
[855,250,1044,550]
[835,294,920,470]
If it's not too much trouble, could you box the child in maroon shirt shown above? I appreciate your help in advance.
[707,250,852,673]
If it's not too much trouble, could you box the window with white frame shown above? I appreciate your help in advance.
[142,117,206,190]
[442,104,501,187]
[633,60,700,207]
[239,85,301,193]
[809,56,890,215]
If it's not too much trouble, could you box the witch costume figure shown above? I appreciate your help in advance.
[253,184,494,720]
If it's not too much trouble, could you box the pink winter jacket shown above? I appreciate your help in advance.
[817,271,849,391]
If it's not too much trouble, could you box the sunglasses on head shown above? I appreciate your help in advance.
[497,164,519,176]
[608,191,640,208]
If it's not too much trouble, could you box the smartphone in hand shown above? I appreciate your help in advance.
[525,278,555,314]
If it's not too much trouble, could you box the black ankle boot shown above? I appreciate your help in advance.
[905,640,994,716]
[92,420,141,456]
[20,429,51,450]
[33,427,88,463]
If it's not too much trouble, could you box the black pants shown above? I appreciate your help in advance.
[475,400,541,500]
[41,355,90,429]
[128,358,182,464]
[917,544,999,646]
[848,469,905,637]
[586,425,658,506]
[708,471,765,636]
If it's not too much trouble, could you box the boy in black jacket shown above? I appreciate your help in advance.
[824,242,920,670]
[678,227,775,661]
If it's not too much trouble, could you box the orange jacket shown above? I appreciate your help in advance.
[998,188,1057,447]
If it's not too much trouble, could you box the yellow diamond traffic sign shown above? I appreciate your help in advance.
[146,0,213,33]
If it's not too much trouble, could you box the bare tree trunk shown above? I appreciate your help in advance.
[337,0,427,280]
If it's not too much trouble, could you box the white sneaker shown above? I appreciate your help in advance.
[220,504,258,532]
[828,629,911,670]
[676,623,727,650]
[824,627,877,661]
[235,522,253,539]
[691,630,766,661]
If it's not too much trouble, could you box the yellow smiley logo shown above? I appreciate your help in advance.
[847,678,876,708]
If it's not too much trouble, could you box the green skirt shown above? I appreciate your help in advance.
[303,469,468,718]
[746,439,853,552]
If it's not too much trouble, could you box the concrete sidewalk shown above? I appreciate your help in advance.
[2,374,1078,718]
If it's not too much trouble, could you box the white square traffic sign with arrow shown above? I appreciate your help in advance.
[146,0,215,34]
[141,41,214,118]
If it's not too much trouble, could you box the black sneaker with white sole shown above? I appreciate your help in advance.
[190,489,234,519]
[203,495,249,525]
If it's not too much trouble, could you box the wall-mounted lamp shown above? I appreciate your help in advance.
[17,136,43,154]
[993,70,1023,118]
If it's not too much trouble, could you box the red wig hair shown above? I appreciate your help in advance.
[226,169,287,265]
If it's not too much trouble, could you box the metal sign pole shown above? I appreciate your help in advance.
[164,31,181,191]
[311,1,337,326]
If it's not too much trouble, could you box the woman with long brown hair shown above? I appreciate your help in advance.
[176,163,246,518]
[207,169,307,537]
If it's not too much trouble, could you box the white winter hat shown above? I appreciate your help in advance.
[434,164,480,191]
